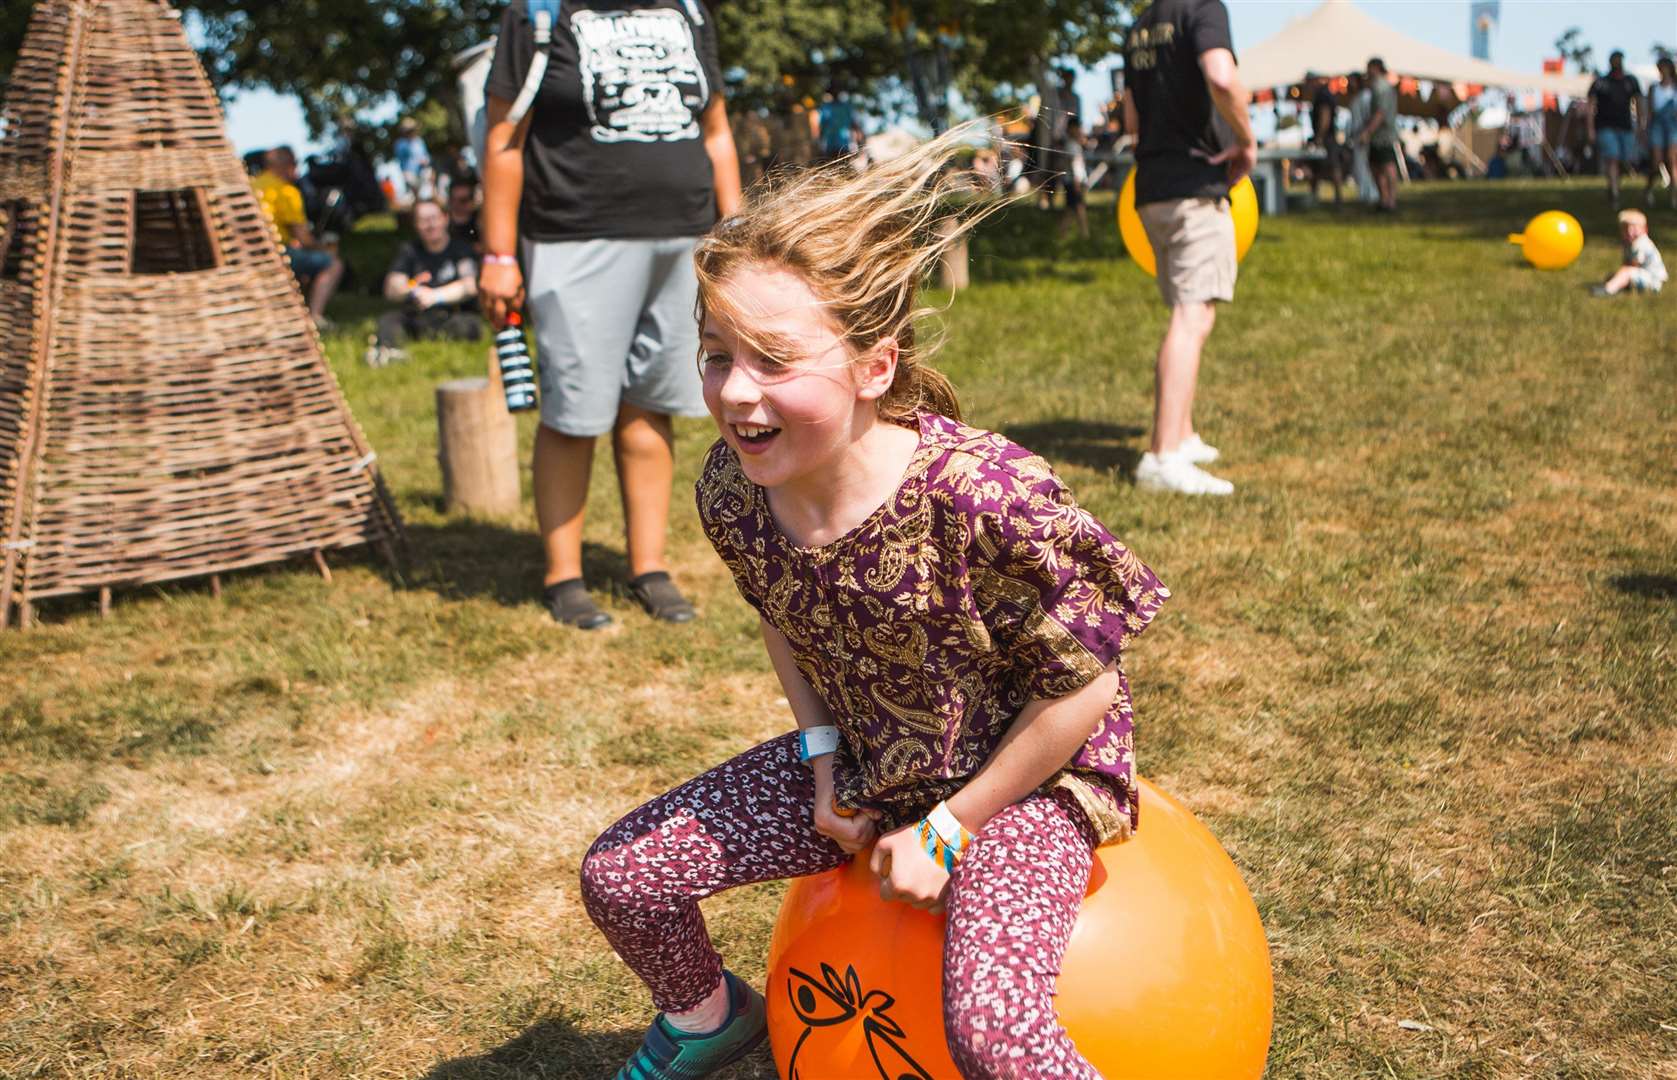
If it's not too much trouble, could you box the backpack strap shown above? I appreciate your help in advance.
[506,0,562,128]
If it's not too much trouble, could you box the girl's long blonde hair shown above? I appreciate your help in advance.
[694,122,1010,425]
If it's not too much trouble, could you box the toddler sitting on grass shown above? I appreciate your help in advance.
[1592,209,1667,297]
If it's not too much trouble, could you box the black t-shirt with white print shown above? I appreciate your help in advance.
[389,238,479,312]
[1124,0,1236,206]
[485,0,723,242]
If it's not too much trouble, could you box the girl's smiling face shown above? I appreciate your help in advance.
[701,264,896,493]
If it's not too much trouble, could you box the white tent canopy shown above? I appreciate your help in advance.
[1238,0,1591,97]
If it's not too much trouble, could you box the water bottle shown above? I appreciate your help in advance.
[495,312,538,413]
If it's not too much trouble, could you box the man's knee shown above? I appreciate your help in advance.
[1172,300,1217,340]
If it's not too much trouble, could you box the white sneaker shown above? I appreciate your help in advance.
[1177,433,1220,465]
[1134,451,1234,496]
[361,341,408,368]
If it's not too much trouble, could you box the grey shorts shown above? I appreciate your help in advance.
[523,236,707,437]
[1138,196,1237,307]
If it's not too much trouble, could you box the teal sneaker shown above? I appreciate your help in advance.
[615,971,768,1080]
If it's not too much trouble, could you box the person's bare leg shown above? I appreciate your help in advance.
[1666,148,1677,208]
[1150,302,1215,455]
[1601,266,1637,295]
[1378,164,1398,210]
[1606,158,1622,205]
[1075,201,1089,239]
[613,402,675,579]
[308,257,344,319]
[534,423,596,586]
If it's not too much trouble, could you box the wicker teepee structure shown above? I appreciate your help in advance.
[0,0,402,628]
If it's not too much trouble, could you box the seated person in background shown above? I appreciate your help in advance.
[1591,208,1667,297]
[446,178,482,251]
[253,145,344,330]
[364,199,481,366]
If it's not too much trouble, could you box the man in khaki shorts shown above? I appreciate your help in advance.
[1123,0,1255,495]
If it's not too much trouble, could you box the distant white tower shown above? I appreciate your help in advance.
[1471,0,1500,60]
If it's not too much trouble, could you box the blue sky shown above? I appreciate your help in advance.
[222,0,1674,156]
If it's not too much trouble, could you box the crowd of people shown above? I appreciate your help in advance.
[246,123,488,365]
[1285,48,1677,215]
[241,24,1671,577]
[1587,51,1677,212]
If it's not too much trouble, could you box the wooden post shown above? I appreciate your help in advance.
[312,549,332,583]
[937,217,969,292]
[99,586,111,617]
[209,574,222,599]
[436,376,520,517]
[377,539,406,588]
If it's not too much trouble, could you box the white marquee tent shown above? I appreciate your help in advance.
[1238,0,1592,97]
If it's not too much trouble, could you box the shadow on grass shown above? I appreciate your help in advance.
[16,545,396,628]
[1610,573,1677,601]
[964,199,1130,285]
[972,258,1101,285]
[403,520,629,608]
[418,1016,637,1080]
[1001,419,1146,476]
[1299,179,1627,245]
[420,1016,774,1080]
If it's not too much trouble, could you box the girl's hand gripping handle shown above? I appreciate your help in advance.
[870,824,951,914]
[810,755,879,855]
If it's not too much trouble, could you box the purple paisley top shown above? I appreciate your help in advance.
[695,413,1168,844]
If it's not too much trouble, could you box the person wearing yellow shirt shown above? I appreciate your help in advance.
[253,146,344,329]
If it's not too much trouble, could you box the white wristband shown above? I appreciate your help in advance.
[926,801,969,848]
[797,725,839,762]
[482,252,517,266]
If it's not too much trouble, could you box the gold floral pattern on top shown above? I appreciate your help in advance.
[696,413,1169,845]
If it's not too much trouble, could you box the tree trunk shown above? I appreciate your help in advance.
[938,218,969,291]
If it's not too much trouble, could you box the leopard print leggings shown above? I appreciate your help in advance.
[579,733,1102,1079]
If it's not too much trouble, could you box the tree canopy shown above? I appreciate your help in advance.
[0,0,1139,148]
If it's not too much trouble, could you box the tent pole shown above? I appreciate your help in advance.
[1541,137,1569,180]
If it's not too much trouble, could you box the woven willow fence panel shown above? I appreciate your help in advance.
[0,0,402,628]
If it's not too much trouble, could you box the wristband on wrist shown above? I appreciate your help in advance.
[916,800,974,873]
[482,252,517,266]
[797,725,839,763]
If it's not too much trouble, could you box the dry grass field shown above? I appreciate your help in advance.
[2,181,1673,1079]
